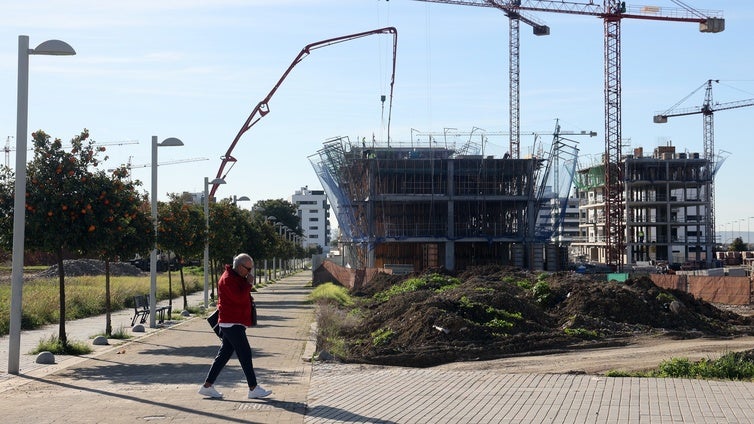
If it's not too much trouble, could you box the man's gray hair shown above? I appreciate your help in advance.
[232,253,254,271]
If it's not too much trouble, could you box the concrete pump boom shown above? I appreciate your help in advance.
[210,26,398,197]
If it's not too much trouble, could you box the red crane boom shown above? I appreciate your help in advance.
[210,27,398,197]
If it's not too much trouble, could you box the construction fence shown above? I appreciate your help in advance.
[312,260,381,291]
[650,274,752,305]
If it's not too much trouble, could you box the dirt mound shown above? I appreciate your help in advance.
[334,266,754,368]
[35,259,144,278]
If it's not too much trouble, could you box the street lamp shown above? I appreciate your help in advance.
[740,219,746,240]
[150,136,183,328]
[204,177,226,308]
[232,195,250,206]
[8,35,75,375]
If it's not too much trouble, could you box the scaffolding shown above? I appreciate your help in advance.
[572,145,717,267]
[309,135,570,271]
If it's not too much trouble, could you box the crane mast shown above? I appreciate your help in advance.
[654,80,754,261]
[411,0,549,160]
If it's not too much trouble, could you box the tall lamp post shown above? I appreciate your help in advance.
[203,177,225,308]
[150,136,183,328]
[8,36,75,375]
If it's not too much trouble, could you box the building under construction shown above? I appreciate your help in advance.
[572,145,715,268]
[309,135,572,272]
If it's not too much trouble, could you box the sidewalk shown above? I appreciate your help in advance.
[0,272,316,423]
[4,272,754,423]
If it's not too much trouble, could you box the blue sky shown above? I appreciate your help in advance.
[1,1,752,239]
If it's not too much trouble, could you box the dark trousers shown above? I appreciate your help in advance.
[204,324,257,388]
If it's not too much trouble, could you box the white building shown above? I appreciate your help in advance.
[291,186,331,252]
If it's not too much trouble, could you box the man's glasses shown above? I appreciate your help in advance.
[240,264,253,273]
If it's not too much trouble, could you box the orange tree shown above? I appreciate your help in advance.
[89,168,153,335]
[158,197,205,310]
[207,201,245,297]
[0,130,139,347]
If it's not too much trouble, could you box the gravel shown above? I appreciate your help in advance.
[34,259,145,278]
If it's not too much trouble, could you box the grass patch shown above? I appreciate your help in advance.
[606,351,754,381]
[314,301,360,358]
[0,274,203,337]
[373,273,460,302]
[94,325,132,340]
[564,327,600,339]
[371,327,394,347]
[30,335,92,355]
[308,282,354,307]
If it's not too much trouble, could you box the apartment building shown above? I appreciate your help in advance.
[572,145,714,267]
[291,186,331,252]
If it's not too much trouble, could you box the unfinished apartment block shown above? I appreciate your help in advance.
[310,136,564,272]
[573,145,713,267]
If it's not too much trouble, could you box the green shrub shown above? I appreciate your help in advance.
[532,281,552,305]
[564,327,600,339]
[308,282,354,307]
[653,357,694,378]
[371,327,394,347]
[656,292,676,304]
[373,274,460,302]
[31,335,92,355]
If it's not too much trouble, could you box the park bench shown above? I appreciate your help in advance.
[131,294,169,326]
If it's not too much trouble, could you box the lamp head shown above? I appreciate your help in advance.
[158,137,183,147]
[31,40,76,56]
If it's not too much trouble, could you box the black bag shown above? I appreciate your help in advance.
[207,309,222,338]
[250,297,258,327]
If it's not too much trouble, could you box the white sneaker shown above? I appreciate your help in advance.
[198,385,223,398]
[248,385,272,399]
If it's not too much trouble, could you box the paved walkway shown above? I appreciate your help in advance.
[3,272,754,423]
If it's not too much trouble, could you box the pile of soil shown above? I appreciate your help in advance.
[35,259,144,278]
[335,266,754,368]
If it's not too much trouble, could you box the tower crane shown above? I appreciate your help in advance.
[411,0,724,270]
[117,157,209,170]
[653,80,754,259]
[411,0,549,161]
[4,139,139,168]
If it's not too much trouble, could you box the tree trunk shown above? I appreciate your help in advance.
[56,248,67,346]
[167,253,173,317]
[105,258,112,336]
[180,267,188,309]
[210,258,217,301]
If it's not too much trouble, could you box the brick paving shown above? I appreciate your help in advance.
[3,272,754,423]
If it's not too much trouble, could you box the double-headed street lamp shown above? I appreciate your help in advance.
[150,136,183,328]
[204,177,226,308]
[9,36,75,375]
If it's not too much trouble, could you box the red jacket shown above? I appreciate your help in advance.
[217,264,253,327]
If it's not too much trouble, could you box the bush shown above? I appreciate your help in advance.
[308,282,353,307]
[31,335,92,355]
